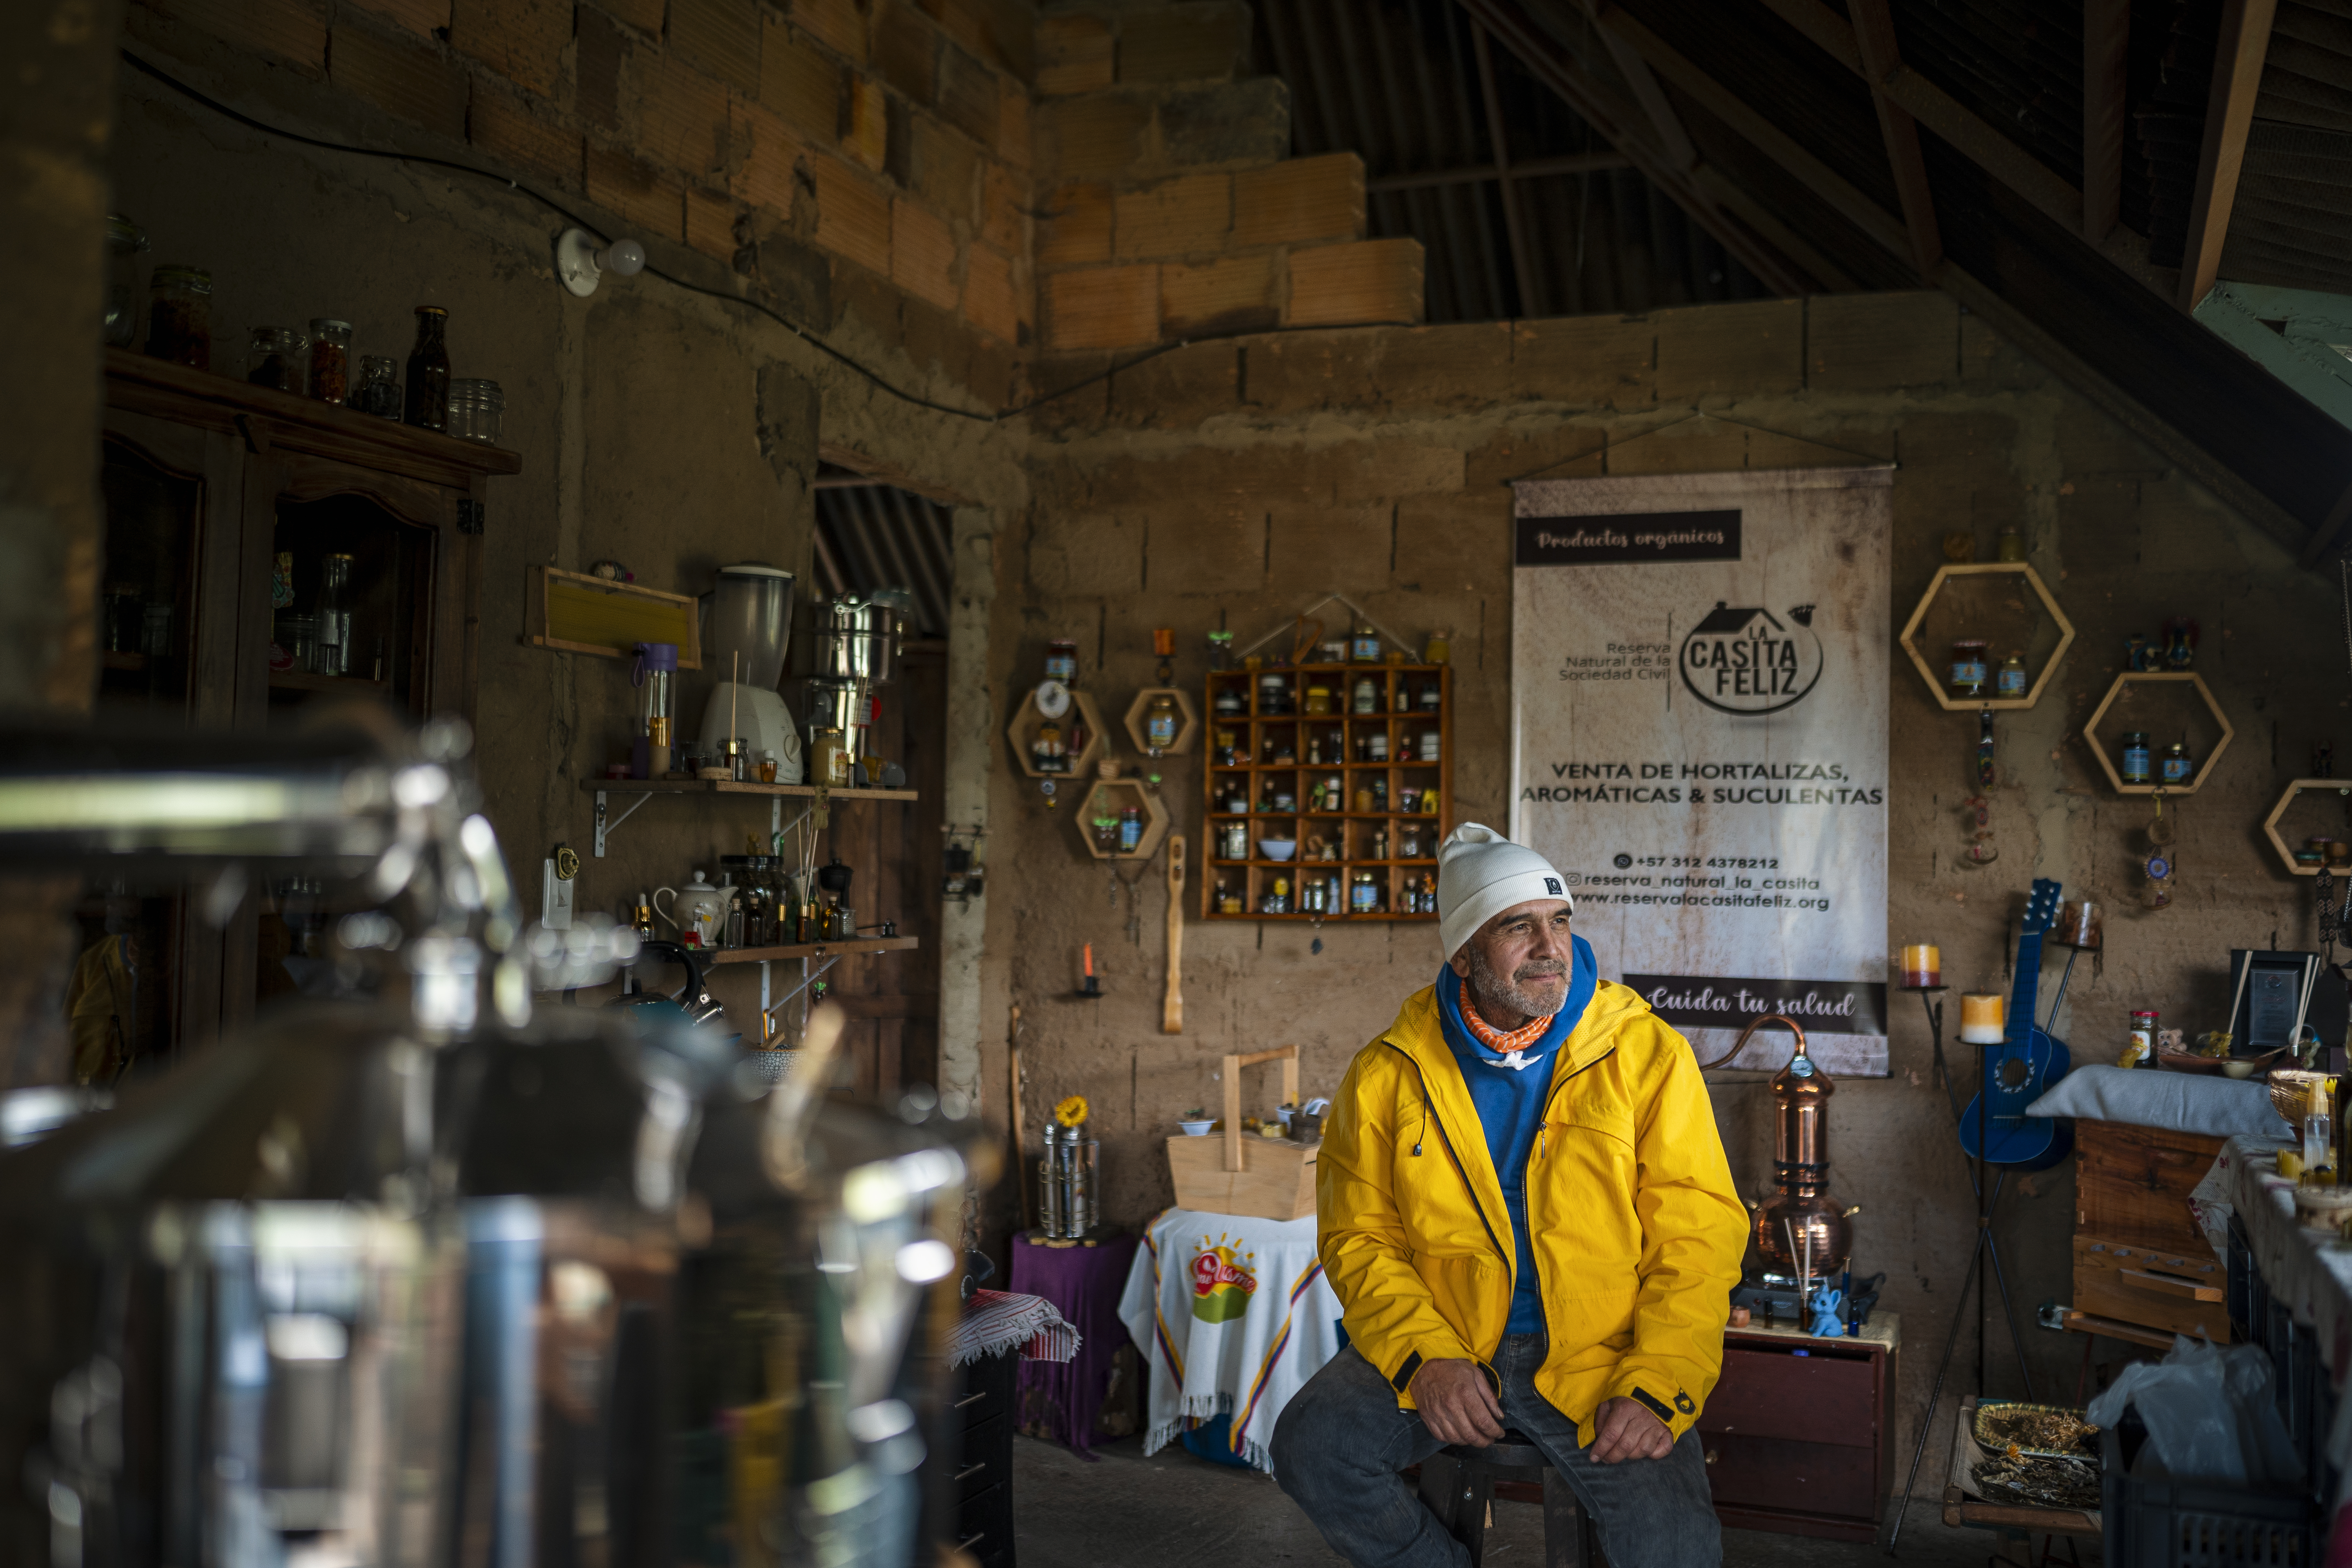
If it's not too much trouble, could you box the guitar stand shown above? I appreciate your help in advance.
[1884,996,2042,1556]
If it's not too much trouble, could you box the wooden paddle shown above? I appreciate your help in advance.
[1007,1003,1029,1227]
[1163,835,1186,1034]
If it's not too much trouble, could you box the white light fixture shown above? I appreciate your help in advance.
[555,228,646,297]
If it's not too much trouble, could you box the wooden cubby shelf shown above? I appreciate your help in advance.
[1201,662,1451,921]
[706,936,920,963]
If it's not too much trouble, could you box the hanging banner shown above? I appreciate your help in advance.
[1509,467,1892,1075]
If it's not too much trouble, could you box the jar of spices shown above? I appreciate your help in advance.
[105,214,148,348]
[404,306,450,431]
[1948,639,1990,700]
[307,319,351,403]
[1996,651,2027,701]
[1351,871,1381,914]
[145,266,212,369]
[1352,676,1377,714]
[446,379,503,443]
[2160,740,2192,786]
[2126,1009,2159,1069]
[352,356,403,419]
[2120,731,2151,785]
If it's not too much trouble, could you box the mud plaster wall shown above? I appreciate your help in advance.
[982,290,2345,1452]
[105,24,1028,1045]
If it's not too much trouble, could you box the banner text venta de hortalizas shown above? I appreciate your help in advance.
[1519,759,1883,808]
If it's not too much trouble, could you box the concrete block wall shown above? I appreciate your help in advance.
[985,289,2343,1455]
[1031,1,1422,351]
[131,0,1039,404]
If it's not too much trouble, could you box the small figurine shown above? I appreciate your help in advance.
[1807,1285,1847,1338]
[2162,617,2199,671]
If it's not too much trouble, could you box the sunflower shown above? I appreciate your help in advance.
[1054,1094,1089,1127]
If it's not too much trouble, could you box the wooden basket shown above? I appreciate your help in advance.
[1165,1045,1318,1221]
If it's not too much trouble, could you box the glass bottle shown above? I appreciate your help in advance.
[1350,617,1381,663]
[2120,731,2151,786]
[404,306,450,431]
[1996,650,2027,701]
[447,378,505,443]
[314,553,355,676]
[105,214,149,348]
[1947,639,1989,700]
[1145,691,1179,753]
[352,356,403,419]
[307,319,352,403]
[1352,676,1377,714]
[145,266,212,369]
[1207,629,1233,671]
[246,326,305,392]
[1424,628,1451,665]
[1995,526,2027,562]
[2160,740,2192,786]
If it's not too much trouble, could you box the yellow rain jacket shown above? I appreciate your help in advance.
[1318,977,1748,1447]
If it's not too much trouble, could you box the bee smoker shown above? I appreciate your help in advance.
[1039,1122,1098,1239]
[1721,1013,1876,1327]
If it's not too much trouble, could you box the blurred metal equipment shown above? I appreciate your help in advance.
[1038,1122,1098,1240]
[0,711,989,1568]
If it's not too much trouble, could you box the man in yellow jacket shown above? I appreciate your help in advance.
[1272,824,1748,1568]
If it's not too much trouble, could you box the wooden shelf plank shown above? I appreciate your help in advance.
[581,778,918,802]
[269,669,390,694]
[706,936,920,964]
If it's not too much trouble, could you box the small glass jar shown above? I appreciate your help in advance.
[1212,726,1237,766]
[1424,628,1451,665]
[1044,639,1078,682]
[1947,639,1990,700]
[146,266,212,369]
[2160,740,2192,786]
[1350,870,1381,914]
[314,552,354,675]
[1419,730,1441,762]
[1995,650,2027,701]
[105,214,149,348]
[274,612,318,674]
[446,377,504,443]
[2120,731,2152,786]
[1350,618,1381,662]
[1995,526,2027,562]
[1303,685,1333,716]
[1368,731,1389,762]
[351,356,403,419]
[1351,676,1378,714]
[1145,690,1180,751]
[1417,682,1441,711]
[1257,672,1290,714]
[246,327,305,392]
[307,319,352,404]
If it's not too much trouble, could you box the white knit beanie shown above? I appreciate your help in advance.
[1437,823,1573,958]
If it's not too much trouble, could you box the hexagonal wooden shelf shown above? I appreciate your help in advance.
[2082,671,2233,795]
[1897,562,2075,711]
[2261,778,2352,877]
[1074,774,1172,862]
[1007,686,1107,780]
[1123,685,1200,757]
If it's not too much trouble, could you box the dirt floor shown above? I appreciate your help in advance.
[1011,1427,2093,1567]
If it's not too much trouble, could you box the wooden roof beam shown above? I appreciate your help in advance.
[1457,0,1824,296]
[2083,0,2129,243]
[2179,0,2280,310]
[1848,0,1943,279]
[1471,20,1545,318]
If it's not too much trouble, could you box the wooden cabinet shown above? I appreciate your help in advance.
[1699,1315,1900,1544]
[946,1348,1017,1568]
[2068,1117,2231,1346]
[85,348,518,1066]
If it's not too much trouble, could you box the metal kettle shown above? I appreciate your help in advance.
[1728,1012,1855,1281]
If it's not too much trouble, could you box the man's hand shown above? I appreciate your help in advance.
[1587,1397,1673,1463]
[1408,1358,1506,1446]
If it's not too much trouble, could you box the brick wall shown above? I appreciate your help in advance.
[1030,1,1422,354]
[135,0,1040,397]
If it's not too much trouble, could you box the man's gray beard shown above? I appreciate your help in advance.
[1465,941,1568,1025]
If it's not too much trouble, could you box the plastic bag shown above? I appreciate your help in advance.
[2085,1334,2303,1486]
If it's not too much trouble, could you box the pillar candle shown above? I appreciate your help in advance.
[1959,993,2007,1044]
[1900,944,1941,987]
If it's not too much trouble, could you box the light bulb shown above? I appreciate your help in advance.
[602,238,645,277]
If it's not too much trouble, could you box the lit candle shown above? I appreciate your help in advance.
[1083,943,1094,978]
[1900,944,1941,988]
[1959,993,2006,1044]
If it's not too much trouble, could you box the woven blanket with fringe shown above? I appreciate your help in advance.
[951,1289,1080,1368]
[1116,1207,1343,1477]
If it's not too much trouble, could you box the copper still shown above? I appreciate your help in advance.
[1731,1012,1856,1281]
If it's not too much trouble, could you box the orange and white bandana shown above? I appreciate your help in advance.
[1460,1000,1554,1062]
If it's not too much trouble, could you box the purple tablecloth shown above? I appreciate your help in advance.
[1008,1230,1140,1455]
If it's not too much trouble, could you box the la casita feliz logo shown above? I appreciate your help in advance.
[1679,601,1824,716]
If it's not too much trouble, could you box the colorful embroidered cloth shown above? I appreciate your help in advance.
[1116,1206,1345,1476]
[948,1288,1080,1368]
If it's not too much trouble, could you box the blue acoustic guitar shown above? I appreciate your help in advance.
[1958,877,2073,1170]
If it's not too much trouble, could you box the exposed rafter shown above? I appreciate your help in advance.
[1363,150,1630,192]
[1847,0,1942,279]
[1470,21,1543,317]
[2179,0,2280,310]
[1456,0,1822,296]
[2082,0,2129,245]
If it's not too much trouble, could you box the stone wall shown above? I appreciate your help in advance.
[984,289,2339,1442]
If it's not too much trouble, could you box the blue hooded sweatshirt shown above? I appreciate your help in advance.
[1435,934,1599,1335]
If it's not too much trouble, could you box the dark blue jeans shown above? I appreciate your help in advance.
[1271,1336,1721,1568]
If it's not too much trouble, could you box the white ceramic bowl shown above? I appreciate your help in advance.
[1258,838,1298,862]
[1179,1119,1214,1136]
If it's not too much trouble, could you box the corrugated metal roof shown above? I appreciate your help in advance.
[1254,0,1768,318]
[812,477,953,638]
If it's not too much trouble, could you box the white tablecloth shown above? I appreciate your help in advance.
[1118,1206,1345,1475]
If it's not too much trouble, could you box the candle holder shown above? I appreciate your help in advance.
[1077,975,1102,998]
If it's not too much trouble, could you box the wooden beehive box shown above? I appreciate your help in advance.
[1165,1044,1318,1221]
[2070,1118,2232,1344]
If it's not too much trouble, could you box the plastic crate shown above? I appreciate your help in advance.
[2102,1418,2318,1567]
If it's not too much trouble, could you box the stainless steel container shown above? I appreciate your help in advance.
[812,592,909,686]
[1038,1123,1098,1240]
[704,563,796,690]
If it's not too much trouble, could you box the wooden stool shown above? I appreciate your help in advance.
[1416,1435,1608,1568]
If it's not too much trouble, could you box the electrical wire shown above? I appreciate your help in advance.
[120,48,1410,423]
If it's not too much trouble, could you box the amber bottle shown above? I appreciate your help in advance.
[403,306,450,431]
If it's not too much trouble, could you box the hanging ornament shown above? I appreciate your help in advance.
[1975,710,1997,789]
[1961,796,1997,865]
[2143,797,2176,910]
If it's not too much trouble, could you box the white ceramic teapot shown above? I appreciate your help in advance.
[654,869,726,949]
